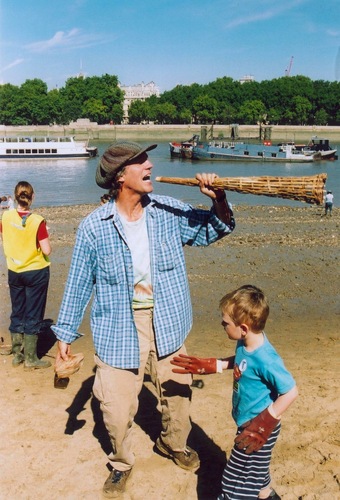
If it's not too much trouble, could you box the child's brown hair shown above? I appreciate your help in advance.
[14,181,34,209]
[219,285,269,333]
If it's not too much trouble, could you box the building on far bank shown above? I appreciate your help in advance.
[239,75,255,84]
[119,81,160,123]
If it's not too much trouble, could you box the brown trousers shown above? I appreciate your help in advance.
[92,309,192,471]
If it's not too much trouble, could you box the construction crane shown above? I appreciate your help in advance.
[285,56,294,76]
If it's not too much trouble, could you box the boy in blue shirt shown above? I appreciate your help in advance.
[172,284,298,500]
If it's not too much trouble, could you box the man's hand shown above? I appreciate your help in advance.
[171,354,217,374]
[56,340,71,363]
[195,173,224,201]
[195,172,233,226]
[234,407,280,454]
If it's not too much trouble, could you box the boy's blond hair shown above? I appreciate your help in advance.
[219,285,269,333]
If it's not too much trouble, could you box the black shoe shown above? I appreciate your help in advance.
[156,437,200,471]
[102,468,132,498]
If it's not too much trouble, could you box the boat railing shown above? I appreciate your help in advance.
[209,140,237,148]
[0,136,75,144]
[280,143,296,153]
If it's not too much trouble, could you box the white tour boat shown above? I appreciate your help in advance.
[0,136,98,160]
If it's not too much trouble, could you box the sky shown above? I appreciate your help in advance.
[0,0,339,93]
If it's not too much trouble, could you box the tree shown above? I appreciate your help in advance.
[217,104,237,124]
[82,98,107,123]
[110,104,124,125]
[192,95,218,123]
[59,77,84,122]
[128,100,150,123]
[336,108,340,124]
[82,74,123,123]
[206,77,241,105]
[325,81,340,125]
[16,79,52,125]
[24,82,51,124]
[59,74,123,124]
[0,74,339,126]
[154,103,177,124]
[160,83,203,114]
[238,99,266,124]
[46,88,66,125]
[239,80,261,105]
[290,96,312,125]
[314,108,328,125]
[267,107,282,125]
[178,108,192,124]
[0,84,22,125]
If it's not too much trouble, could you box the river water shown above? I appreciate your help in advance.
[0,140,338,208]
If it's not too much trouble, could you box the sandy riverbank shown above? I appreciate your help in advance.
[0,203,339,499]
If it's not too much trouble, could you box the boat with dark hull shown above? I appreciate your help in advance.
[0,136,98,160]
[191,140,317,163]
[294,136,337,160]
[169,135,199,159]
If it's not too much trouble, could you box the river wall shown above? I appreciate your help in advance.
[1,123,340,143]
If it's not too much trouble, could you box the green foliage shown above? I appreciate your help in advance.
[11,79,51,125]
[238,99,266,125]
[154,103,177,124]
[0,73,339,125]
[178,108,192,124]
[314,108,328,125]
[128,100,150,123]
[82,98,107,123]
[59,74,123,124]
[290,96,312,125]
[110,104,124,125]
[0,74,123,125]
[160,83,203,113]
[0,84,21,125]
[192,95,219,123]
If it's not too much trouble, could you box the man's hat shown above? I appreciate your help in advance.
[96,141,157,189]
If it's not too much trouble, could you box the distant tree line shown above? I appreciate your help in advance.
[1,74,339,126]
[0,74,124,126]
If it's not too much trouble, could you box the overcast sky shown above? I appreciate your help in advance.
[1,0,339,92]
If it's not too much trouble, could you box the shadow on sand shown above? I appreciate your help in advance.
[63,371,226,499]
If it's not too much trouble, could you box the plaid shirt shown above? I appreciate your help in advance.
[52,194,235,368]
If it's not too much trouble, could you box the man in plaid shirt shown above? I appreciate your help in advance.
[52,141,235,498]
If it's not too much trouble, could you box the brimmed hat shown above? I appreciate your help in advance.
[96,141,157,189]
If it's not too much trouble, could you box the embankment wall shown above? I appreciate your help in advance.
[1,124,340,142]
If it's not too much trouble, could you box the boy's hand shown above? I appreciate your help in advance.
[234,407,280,454]
[171,354,217,374]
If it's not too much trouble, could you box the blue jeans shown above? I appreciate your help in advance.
[325,202,333,215]
[8,267,50,335]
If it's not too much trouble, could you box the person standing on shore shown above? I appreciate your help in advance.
[0,196,8,209]
[324,190,334,216]
[171,285,298,500]
[6,195,15,210]
[0,181,52,369]
[52,140,235,497]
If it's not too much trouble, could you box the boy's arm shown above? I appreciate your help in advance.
[235,384,298,454]
[220,356,235,370]
[171,353,235,374]
[269,384,299,418]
